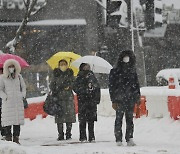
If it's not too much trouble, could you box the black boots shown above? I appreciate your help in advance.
[5,136,20,144]
[57,133,72,141]
[13,136,20,144]
[57,133,64,141]
[57,123,72,141]
[66,133,72,140]
[5,136,12,141]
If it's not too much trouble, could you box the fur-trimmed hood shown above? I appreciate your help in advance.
[114,50,136,69]
[3,59,21,78]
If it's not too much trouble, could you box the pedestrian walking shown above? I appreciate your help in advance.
[0,68,5,139]
[109,50,140,146]
[0,59,26,144]
[50,59,76,141]
[73,63,101,142]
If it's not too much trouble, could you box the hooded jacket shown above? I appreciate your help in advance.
[0,59,26,126]
[109,50,140,104]
[73,68,101,122]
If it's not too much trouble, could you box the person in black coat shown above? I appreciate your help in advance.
[73,63,101,142]
[50,59,76,141]
[109,50,140,146]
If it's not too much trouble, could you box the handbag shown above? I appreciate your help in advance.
[18,76,28,109]
[43,94,63,116]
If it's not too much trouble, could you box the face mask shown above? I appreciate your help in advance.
[83,65,90,71]
[9,67,15,73]
[123,56,130,63]
[60,66,67,72]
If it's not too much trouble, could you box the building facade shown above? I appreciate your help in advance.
[0,0,101,96]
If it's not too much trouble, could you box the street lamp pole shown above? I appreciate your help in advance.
[131,0,135,52]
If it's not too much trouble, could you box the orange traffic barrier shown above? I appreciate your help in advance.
[168,96,180,120]
[169,77,176,89]
[74,94,78,114]
[25,95,79,120]
[24,102,48,121]
[134,96,148,118]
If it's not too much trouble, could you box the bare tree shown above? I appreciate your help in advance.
[6,0,47,53]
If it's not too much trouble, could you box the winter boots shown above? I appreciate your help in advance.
[57,133,64,141]
[127,138,136,146]
[66,133,72,140]
[13,136,20,144]
[116,139,136,146]
[57,133,72,141]
[5,136,20,144]
[5,136,12,141]
[116,141,123,146]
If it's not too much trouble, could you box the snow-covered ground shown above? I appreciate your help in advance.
[0,115,180,154]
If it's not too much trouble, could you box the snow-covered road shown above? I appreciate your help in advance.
[0,115,180,154]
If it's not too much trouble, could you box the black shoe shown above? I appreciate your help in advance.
[79,138,87,142]
[57,135,64,141]
[66,136,72,140]
[89,137,95,143]
[5,136,12,142]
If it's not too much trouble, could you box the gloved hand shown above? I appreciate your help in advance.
[112,103,118,111]
[136,97,141,106]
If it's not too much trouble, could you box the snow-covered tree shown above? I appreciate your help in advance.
[6,0,47,53]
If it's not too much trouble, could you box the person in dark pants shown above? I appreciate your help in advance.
[73,63,101,142]
[0,59,26,144]
[109,50,140,146]
[50,59,76,141]
[0,68,5,139]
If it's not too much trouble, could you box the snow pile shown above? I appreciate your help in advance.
[26,94,46,104]
[0,90,179,153]
[0,116,180,154]
[0,140,26,154]
[156,69,180,81]
[141,86,180,96]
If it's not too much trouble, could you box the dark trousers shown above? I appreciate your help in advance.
[114,103,134,142]
[0,107,5,136]
[57,123,72,137]
[79,121,95,141]
[4,125,20,137]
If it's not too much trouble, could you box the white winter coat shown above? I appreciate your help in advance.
[0,59,26,127]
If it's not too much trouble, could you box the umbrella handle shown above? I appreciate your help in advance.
[69,58,72,67]
[92,64,94,72]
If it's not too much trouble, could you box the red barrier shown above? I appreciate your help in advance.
[74,94,78,114]
[24,102,48,121]
[168,77,176,89]
[134,96,148,118]
[25,95,147,120]
[168,96,180,120]
[25,95,79,120]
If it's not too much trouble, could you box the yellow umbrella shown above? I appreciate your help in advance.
[46,51,81,76]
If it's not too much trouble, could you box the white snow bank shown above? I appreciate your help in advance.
[1,116,180,154]
[26,94,47,104]
[156,68,180,82]
[162,0,180,9]
[0,19,87,27]
[0,140,26,154]
[141,86,180,96]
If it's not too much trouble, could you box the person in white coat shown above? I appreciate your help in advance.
[0,59,26,144]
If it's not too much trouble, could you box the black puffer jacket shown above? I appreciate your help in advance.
[73,70,101,122]
[109,50,140,104]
